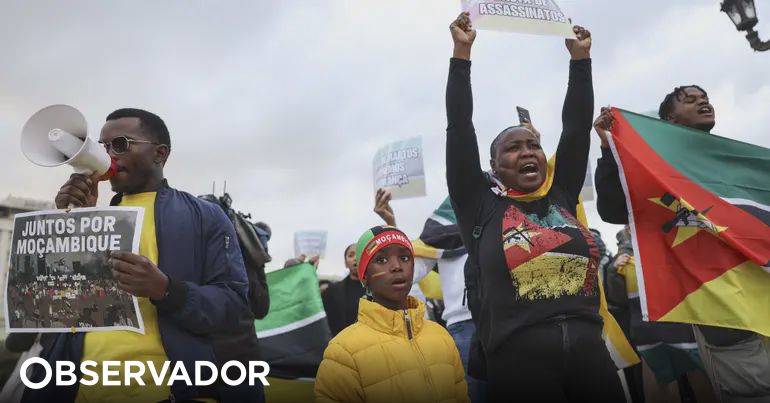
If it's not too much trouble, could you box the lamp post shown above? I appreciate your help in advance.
[721,0,770,51]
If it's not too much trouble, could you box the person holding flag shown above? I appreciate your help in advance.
[445,11,627,402]
[593,87,770,403]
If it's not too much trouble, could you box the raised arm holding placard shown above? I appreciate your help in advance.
[445,12,632,402]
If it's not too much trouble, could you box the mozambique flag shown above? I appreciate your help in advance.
[411,196,467,260]
[411,196,468,300]
[608,108,770,336]
[254,262,331,379]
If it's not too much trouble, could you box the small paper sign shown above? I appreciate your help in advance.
[294,231,328,258]
[373,136,426,200]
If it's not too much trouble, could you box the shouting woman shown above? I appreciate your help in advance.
[445,12,624,402]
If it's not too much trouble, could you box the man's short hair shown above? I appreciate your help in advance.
[658,85,708,120]
[106,108,170,148]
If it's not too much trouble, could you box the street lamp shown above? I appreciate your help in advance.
[721,0,770,51]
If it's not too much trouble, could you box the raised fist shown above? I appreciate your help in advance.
[450,12,477,59]
[565,25,591,60]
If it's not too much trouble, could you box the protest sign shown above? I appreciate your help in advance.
[294,230,328,258]
[461,0,575,38]
[373,136,426,200]
[580,161,594,202]
[4,207,145,334]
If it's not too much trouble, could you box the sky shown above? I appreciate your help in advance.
[1,0,769,279]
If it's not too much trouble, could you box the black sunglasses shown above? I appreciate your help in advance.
[99,136,159,154]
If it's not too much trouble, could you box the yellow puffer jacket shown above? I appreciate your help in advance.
[314,296,469,403]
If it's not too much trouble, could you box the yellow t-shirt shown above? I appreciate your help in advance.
[76,192,215,403]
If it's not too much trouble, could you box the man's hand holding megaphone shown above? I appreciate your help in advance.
[54,172,102,209]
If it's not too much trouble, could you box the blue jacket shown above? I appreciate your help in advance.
[23,181,254,402]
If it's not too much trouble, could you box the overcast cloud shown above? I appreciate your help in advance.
[2,0,769,278]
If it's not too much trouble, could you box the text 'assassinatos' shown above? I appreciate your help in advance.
[478,1,567,22]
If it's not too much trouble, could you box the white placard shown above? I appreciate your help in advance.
[294,230,328,258]
[461,0,575,38]
[373,136,426,200]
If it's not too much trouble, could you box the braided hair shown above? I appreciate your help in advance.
[658,85,708,120]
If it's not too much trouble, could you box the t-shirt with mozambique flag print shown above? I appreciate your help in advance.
[445,57,601,353]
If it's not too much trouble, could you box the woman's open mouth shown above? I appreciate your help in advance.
[518,162,540,179]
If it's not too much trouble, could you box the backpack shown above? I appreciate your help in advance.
[459,195,498,380]
[199,193,272,319]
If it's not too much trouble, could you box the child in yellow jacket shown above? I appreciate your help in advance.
[314,225,469,403]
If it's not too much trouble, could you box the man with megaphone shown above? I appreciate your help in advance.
[22,108,264,403]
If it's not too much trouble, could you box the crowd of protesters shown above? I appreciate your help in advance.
[1,10,768,403]
[7,277,134,329]
[309,12,768,403]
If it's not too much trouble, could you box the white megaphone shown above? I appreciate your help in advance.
[21,104,117,180]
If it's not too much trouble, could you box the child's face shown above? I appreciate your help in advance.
[364,244,414,310]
